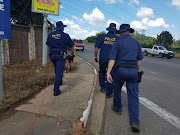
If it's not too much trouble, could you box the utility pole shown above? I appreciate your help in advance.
[141,29,146,41]
[0,40,3,101]
[42,14,48,66]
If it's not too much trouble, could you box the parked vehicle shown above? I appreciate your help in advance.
[142,45,175,59]
[73,39,84,51]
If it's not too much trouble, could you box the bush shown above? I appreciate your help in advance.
[169,48,180,53]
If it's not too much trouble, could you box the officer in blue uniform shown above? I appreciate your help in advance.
[94,23,120,98]
[46,21,75,96]
[107,24,143,133]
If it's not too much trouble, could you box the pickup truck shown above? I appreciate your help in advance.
[73,39,84,51]
[141,45,175,59]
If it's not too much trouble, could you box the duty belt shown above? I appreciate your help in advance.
[113,64,138,70]
[49,51,66,58]
[113,63,144,84]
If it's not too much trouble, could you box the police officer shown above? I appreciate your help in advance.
[46,21,75,96]
[94,23,120,98]
[107,24,143,133]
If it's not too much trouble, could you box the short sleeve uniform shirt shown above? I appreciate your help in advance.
[109,34,143,66]
[46,30,74,54]
[95,32,120,63]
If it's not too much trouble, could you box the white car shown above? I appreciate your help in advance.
[142,45,175,59]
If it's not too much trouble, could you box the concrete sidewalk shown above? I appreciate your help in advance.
[0,56,95,135]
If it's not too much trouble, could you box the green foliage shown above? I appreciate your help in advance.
[169,48,180,53]
[86,31,106,43]
[11,0,43,26]
[170,39,180,48]
[177,39,180,45]
[130,32,157,48]
[157,31,173,48]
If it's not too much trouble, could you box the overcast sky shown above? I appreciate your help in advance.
[49,0,180,40]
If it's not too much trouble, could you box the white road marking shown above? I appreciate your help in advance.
[94,68,97,75]
[122,86,180,130]
[151,72,158,74]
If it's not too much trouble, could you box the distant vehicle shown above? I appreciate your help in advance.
[142,45,175,59]
[73,39,84,51]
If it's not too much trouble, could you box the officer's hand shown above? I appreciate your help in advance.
[94,57,98,62]
[107,73,113,84]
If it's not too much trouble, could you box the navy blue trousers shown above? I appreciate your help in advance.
[99,60,113,97]
[50,54,65,92]
[113,67,139,126]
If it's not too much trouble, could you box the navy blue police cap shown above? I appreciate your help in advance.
[106,23,117,32]
[54,21,67,31]
[116,24,134,34]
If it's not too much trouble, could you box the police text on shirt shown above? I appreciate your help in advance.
[0,0,4,11]
[104,37,116,45]
[52,34,61,39]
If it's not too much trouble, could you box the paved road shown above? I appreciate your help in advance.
[76,44,180,135]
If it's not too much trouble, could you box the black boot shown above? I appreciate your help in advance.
[111,105,122,115]
[131,125,140,133]
[53,91,62,96]
[100,87,105,93]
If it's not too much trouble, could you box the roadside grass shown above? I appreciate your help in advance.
[0,58,55,118]
[85,43,95,46]
[175,56,180,59]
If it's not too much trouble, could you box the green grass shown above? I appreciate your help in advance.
[174,56,180,59]
[85,43,95,46]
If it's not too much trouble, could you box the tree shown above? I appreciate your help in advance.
[157,31,173,48]
[86,31,106,43]
[11,0,43,26]
[131,32,157,48]
[176,39,180,46]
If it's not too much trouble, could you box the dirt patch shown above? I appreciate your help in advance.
[0,58,55,121]
[175,53,180,57]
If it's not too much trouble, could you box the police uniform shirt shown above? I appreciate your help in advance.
[46,30,74,54]
[109,34,143,65]
[95,32,120,62]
